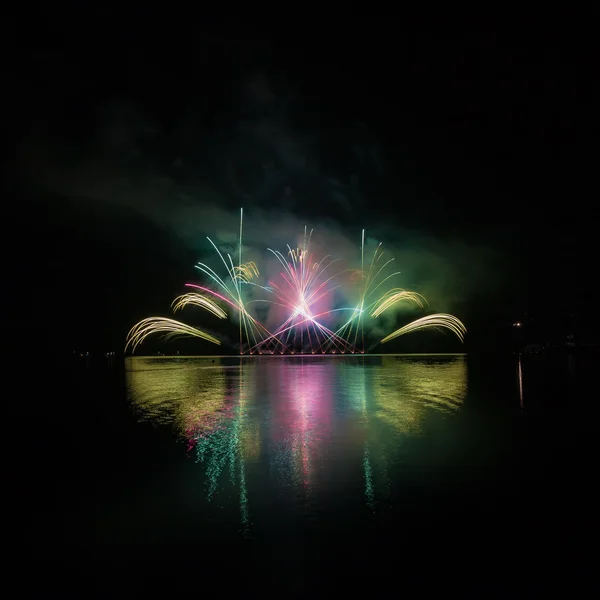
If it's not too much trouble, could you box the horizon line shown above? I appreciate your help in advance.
[125,352,468,359]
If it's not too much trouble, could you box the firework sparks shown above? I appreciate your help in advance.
[171,293,227,319]
[370,289,426,318]
[327,237,402,353]
[124,210,467,354]
[249,227,358,354]
[379,314,467,344]
[193,233,275,354]
[125,317,221,353]
[233,261,260,283]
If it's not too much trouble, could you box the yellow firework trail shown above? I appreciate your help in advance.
[125,317,221,353]
[380,314,467,344]
[171,293,227,319]
[370,289,427,318]
[233,261,260,283]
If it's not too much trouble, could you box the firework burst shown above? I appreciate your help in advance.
[124,210,467,354]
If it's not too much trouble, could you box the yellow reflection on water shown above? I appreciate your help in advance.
[127,356,257,531]
[336,356,467,510]
[240,419,261,461]
[373,356,467,434]
[126,357,232,435]
[125,355,469,525]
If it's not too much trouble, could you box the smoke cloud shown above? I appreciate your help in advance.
[18,67,508,335]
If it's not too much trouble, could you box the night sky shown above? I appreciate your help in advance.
[8,11,597,355]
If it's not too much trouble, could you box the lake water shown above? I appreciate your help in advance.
[27,352,598,592]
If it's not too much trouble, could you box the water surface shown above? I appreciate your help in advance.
[29,352,599,589]
[118,355,469,543]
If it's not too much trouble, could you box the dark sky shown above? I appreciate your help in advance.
[8,10,597,353]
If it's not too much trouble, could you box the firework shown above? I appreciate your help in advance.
[125,317,221,353]
[326,236,402,353]
[370,289,426,318]
[379,314,467,344]
[249,227,358,354]
[124,210,467,354]
[192,227,275,353]
[233,261,260,283]
[171,293,227,319]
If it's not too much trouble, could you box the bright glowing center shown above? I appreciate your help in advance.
[293,298,312,321]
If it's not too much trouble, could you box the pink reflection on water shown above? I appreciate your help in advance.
[267,359,333,488]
